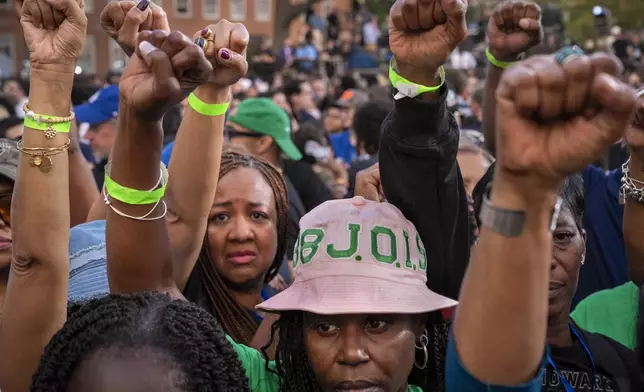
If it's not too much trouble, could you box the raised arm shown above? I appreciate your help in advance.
[379,0,467,300]
[482,0,543,156]
[106,31,211,295]
[166,22,249,291]
[0,0,86,389]
[624,97,644,284]
[452,53,635,385]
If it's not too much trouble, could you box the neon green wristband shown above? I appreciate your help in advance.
[188,92,229,116]
[485,47,519,69]
[104,163,168,205]
[23,116,71,134]
[388,60,445,100]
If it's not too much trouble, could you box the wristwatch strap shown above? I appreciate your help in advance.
[480,195,563,237]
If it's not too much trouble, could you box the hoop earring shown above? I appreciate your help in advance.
[414,329,429,370]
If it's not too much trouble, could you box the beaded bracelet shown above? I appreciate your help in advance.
[23,104,75,139]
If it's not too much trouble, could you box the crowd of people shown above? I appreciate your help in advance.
[0,0,643,391]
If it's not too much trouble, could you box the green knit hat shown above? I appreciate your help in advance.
[228,98,302,160]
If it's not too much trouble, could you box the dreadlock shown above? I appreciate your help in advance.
[186,151,289,346]
[263,310,449,392]
[31,291,250,392]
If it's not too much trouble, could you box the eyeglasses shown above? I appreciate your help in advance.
[224,127,264,142]
[0,193,11,226]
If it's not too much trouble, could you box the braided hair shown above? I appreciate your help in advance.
[185,151,289,346]
[31,291,250,392]
[263,310,449,392]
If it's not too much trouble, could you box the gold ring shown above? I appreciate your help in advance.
[200,27,213,39]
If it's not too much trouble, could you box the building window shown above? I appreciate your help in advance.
[254,0,270,21]
[77,35,96,74]
[108,39,128,71]
[0,35,15,78]
[229,0,246,21]
[84,0,93,13]
[173,0,192,17]
[202,0,219,19]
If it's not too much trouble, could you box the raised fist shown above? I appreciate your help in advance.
[21,0,87,71]
[626,90,644,161]
[389,0,467,84]
[119,30,213,121]
[496,51,636,190]
[100,0,169,57]
[355,163,385,202]
[487,0,543,62]
[194,20,249,88]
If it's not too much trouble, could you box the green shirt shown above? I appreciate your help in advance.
[228,336,423,392]
[571,281,639,349]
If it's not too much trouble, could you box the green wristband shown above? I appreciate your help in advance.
[388,59,445,100]
[188,92,229,116]
[485,47,517,69]
[23,116,71,133]
[104,163,168,205]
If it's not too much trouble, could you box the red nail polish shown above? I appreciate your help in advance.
[201,28,209,36]
[221,49,230,60]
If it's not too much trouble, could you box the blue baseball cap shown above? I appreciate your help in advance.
[74,84,119,126]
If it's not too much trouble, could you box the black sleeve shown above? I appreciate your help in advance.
[379,86,470,300]
[283,160,334,212]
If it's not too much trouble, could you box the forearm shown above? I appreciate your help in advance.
[166,86,228,290]
[454,174,556,384]
[106,103,174,293]
[68,122,99,226]
[0,67,72,392]
[624,155,644,284]
[482,65,503,156]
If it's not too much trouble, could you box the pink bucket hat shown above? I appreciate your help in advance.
[257,197,457,315]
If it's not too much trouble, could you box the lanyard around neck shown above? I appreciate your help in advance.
[547,323,596,392]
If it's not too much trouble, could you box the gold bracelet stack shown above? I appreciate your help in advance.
[23,104,75,139]
[17,140,71,173]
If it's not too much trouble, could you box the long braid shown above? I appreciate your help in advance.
[191,151,289,345]
[264,311,321,392]
[31,292,250,392]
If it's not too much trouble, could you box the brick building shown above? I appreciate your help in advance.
[0,0,350,78]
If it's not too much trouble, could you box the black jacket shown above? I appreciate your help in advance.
[379,86,470,301]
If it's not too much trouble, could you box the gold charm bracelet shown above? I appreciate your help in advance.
[17,140,71,173]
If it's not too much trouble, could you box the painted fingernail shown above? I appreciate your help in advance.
[200,28,209,36]
[139,41,156,56]
[137,0,149,10]
[220,49,230,60]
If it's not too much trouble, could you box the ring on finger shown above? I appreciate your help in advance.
[195,37,207,51]
[200,27,213,39]
[555,45,585,65]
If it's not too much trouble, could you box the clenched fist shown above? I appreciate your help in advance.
[389,0,467,86]
[193,20,249,88]
[100,0,170,57]
[487,0,543,62]
[21,0,87,72]
[119,30,212,121]
[496,52,637,190]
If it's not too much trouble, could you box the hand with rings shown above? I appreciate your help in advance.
[193,20,249,88]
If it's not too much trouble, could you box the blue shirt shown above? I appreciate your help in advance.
[328,130,355,164]
[161,141,174,167]
[573,165,627,307]
[446,336,544,391]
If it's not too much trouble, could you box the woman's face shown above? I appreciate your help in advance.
[304,313,425,392]
[207,168,278,292]
[548,207,586,319]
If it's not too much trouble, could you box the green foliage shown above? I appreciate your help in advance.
[537,0,644,40]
